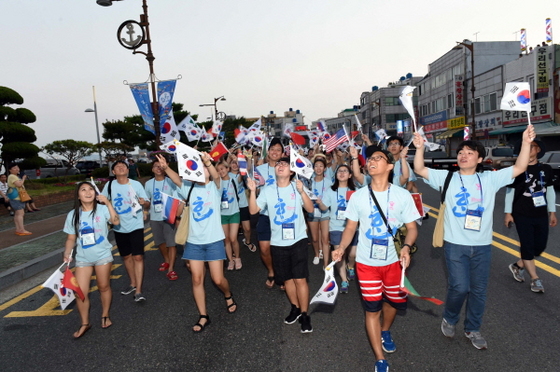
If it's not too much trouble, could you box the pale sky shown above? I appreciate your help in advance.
[1,0,557,148]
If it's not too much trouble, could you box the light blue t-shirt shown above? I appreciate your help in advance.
[424,168,514,245]
[63,205,113,263]
[229,172,248,208]
[256,182,306,246]
[178,181,225,245]
[144,177,179,221]
[256,164,277,216]
[392,160,417,187]
[322,186,356,232]
[346,185,420,267]
[219,177,240,216]
[102,179,148,233]
[311,176,332,217]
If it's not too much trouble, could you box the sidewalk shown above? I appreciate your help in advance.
[0,201,73,291]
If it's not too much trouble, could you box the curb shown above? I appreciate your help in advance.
[0,248,64,291]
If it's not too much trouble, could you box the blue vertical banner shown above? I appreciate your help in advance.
[157,80,177,130]
[130,83,155,134]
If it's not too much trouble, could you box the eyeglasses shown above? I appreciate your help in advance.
[275,161,289,168]
[387,142,401,147]
[367,155,389,162]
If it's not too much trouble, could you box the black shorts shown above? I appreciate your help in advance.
[239,206,250,222]
[271,238,309,284]
[256,214,271,241]
[114,229,145,257]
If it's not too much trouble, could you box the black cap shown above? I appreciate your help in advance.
[513,138,546,159]
[111,160,129,170]
[365,145,382,159]
[269,137,284,152]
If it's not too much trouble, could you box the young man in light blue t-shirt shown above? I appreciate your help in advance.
[413,125,535,350]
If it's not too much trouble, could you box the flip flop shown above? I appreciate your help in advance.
[102,317,112,329]
[265,276,275,289]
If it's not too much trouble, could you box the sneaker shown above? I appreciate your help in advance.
[299,313,313,333]
[340,281,349,294]
[531,278,544,293]
[134,293,146,302]
[374,359,389,372]
[318,250,323,259]
[312,256,320,265]
[508,263,525,282]
[465,331,487,350]
[381,330,396,353]
[9,211,14,216]
[347,267,356,281]
[284,304,302,324]
[120,285,136,295]
[441,318,455,338]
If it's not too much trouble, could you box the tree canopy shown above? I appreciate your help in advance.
[0,86,41,169]
[43,139,94,168]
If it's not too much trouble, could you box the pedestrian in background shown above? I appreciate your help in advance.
[413,124,535,350]
[63,181,120,338]
[0,174,15,216]
[6,163,31,236]
[128,159,141,180]
[504,138,557,293]
[307,156,332,267]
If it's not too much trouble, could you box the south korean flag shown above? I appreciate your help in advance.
[176,143,205,183]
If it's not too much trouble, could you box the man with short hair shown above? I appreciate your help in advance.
[332,147,420,372]
[385,136,415,189]
[102,160,149,302]
[413,125,535,350]
[248,157,315,333]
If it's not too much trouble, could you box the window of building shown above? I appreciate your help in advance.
[483,94,490,113]
[489,93,497,111]
[474,97,481,115]
[447,94,453,108]
[384,97,401,106]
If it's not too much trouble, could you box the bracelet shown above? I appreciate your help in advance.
[351,157,358,161]
[204,163,212,167]
[402,243,412,250]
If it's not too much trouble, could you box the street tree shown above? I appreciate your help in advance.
[96,141,134,160]
[43,140,94,174]
[0,86,42,169]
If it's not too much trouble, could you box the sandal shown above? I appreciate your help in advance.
[166,271,178,281]
[234,258,242,270]
[158,262,170,272]
[227,260,235,271]
[193,315,210,333]
[73,324,92,339]
[101,316,112,329]
[265,276,275,289]
[225,294,237,314]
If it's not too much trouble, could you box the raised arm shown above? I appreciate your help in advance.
[156,154,182,187]
[512,124,535,178]
[398,147,411,187]
[412,132,429,179]
[246,177,261,215]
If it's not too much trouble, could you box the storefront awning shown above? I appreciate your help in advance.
[488,126,526,135]
[534,121,560,137]
[435,128,462,139]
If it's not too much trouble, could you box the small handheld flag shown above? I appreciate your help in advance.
[62,266,85,301]
[400,265,443,305]
[42,263,76,310]
[310,261,338,305]
[237,151,247,176]
[161,193,181,224]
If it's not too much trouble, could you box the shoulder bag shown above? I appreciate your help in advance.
[175,183,195,245]
[432,171,454,248]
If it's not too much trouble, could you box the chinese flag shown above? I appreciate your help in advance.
[289,132,306,145]
[411,193,424,217]
[210,142,229,162]
[62,267,85,301]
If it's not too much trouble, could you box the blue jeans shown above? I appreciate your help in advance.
[443,242,491,333]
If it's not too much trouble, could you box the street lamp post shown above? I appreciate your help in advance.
[97,0,161,145]
[199,96,226,121]
[457,40,476,140]
[85,86,104,166]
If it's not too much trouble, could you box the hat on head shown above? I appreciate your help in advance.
[513,138,546,159]
[365,145,382,159]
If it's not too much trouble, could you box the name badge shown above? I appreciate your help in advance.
[370,238,388,260]
[81,226,96,247]
[282,223,295,240]
[464,209,482,231]
[532,191,546,207]
[313,207,322,218]
[336,206,346,220]
[221,191,229,209]
[154,200,163,213]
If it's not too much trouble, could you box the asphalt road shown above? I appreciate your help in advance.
[1,181,559,372]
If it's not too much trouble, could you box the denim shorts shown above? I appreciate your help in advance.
[183,240,226,262]
[329,230,358,247]
[9,200,25,211]
[75,255,114,268]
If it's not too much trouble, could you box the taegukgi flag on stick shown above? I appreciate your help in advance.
[289,145,314,179]
[177,115,197,132]
[500,82,532,117]
[174,140,206,183]
[42,262,76,310]
[310,261,338,305]
[399,85,417,132]
[354,114,362,133]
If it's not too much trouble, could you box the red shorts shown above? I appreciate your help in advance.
[356,261,407,312]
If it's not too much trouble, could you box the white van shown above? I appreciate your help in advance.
[23,159,80,179]
[483,147,514,170]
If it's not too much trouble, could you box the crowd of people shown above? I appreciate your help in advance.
[61,123,557,372]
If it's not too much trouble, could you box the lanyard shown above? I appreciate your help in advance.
[458,173,483,207]
[313,177,325,196]
[152,178,166,201]
[336,187,348,203]
[275,182,296,221]
[368,185,391,236]
[79,209,95,232]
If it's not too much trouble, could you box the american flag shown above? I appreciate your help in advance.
[323,128,349,153]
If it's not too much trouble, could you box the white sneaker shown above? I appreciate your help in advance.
[312,256,320,265]
[318,250,323,259]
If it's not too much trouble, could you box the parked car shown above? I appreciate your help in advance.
[76,160,101,177]
[482,146,514,170]
[23,159,80,179]
[540,151,560,187]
